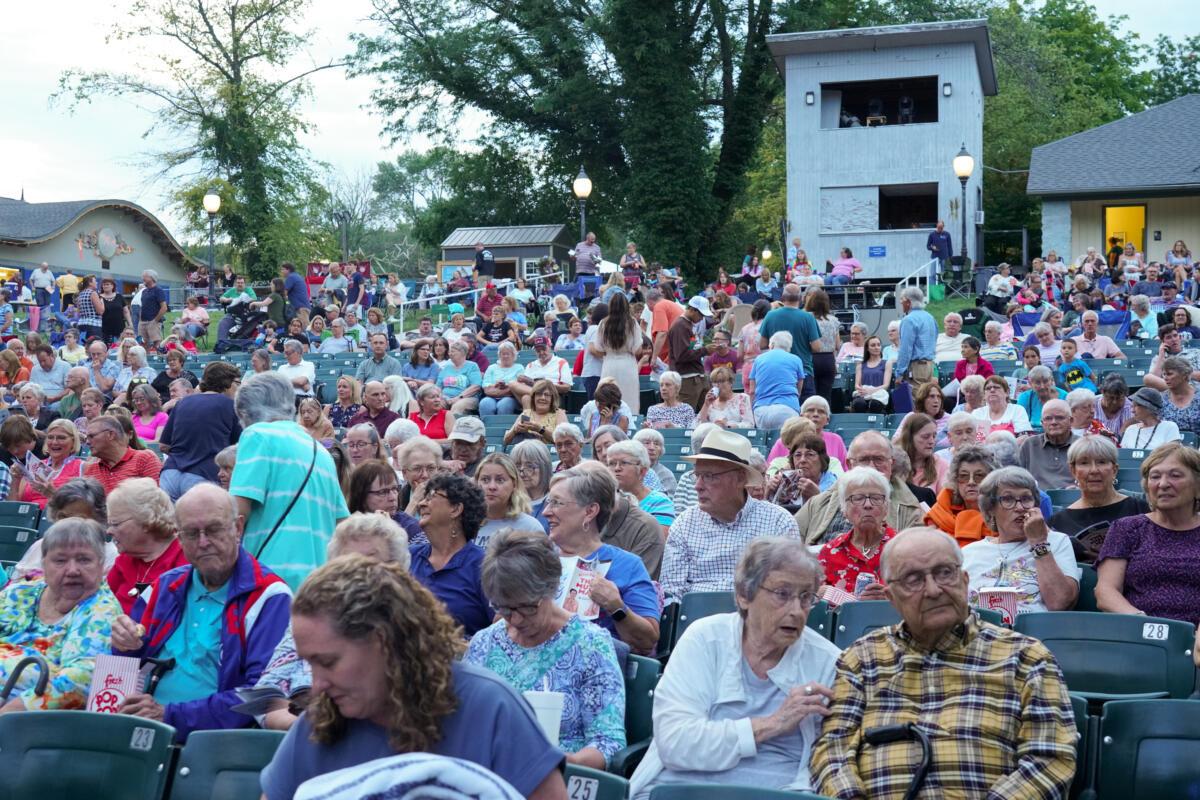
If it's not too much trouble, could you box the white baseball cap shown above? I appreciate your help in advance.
[687,296,713,317]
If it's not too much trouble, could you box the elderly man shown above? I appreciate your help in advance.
[84,415,162,493]
[934,312,968,363]
[1071,310,1126,359]
[111,483,291,742]
[514,336,572,408]
[660,429,800,603]
[747,331,806,430]
[342,309,368,346]
[163,377,196,413]
[138,269,170,348]
[355,333,404,384]
[812,527,1076,798]
[979,320,1018,362]
[30,344,70,406]
[574,460,665,579]
[85,339,119,396]
[444,415,487,478]
[276,340,315,398]
[229,372,349,592]
[348,381,401,438]
[894,286,937,385]
[57,367,90,421]
[1016,399,1077,490]
[794,431,925,545]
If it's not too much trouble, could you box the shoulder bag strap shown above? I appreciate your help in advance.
[254,437,318,561]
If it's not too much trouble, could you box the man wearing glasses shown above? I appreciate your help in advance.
[659,429,800,603]
[1016,399,1077,491]
[813,527,1076,798]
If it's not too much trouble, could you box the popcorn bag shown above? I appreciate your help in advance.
[87,655,142,714]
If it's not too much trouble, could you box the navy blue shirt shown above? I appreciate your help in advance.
[926,229,953,260]
[283,271,310,310]
[346,272,367,306]
[409,542,493,636]
[139,285,169,322]
[160,393,242,480]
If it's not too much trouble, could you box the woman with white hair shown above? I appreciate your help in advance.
[881,319,901,361]
[479,341,523,415]
[800,395,848,468]
[1066,388,1118,442]
[1129,294,1159,339]
[113,345,156,404]
[834,321,868,364]
[317,318,354,354]
[935,412,983,464]
[1017,365,1068,428]
[816,467,893,601]
[1030,322,1061,367]
[606,440,676,534]
[958,374,987,414]
[645,371,696,430]
[634,428,677,496]
[979,320,1018,362]
[438,339,483,415]
[748,330,805,430]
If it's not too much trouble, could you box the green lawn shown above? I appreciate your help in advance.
[925,292,978,334]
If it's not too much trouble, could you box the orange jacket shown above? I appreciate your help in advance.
[925,487,994,547]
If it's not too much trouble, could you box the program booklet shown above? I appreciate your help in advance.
[554,557,612,620]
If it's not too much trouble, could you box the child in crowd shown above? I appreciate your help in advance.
[1011,345,1040,397]
[1055,338,1097,392]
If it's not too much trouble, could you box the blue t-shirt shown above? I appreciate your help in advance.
[161,393,242,480]
[758,307,820,373]
[409,542,492,636]
[284,271,310,310]
[139,285,169,322]
[749,349,805,412]
[1056,358,1097,392]
[260,662,564,800]
[579,543,660,640]
[438,361,482,399]
[402,362,438,382]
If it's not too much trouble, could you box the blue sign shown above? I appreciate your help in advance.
[868,246,886,258]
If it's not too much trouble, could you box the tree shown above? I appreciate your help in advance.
[1145,34,1200,107]
[55,0,343,279]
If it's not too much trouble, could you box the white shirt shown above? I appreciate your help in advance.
[29,269,55,290]
[1120,420,1182,450]
[523,356,571,385]
[972,403,1033,434]
[277,361,316,396]
[961,531,1080,614]
[443,327,469,345]
[935,332,968,363]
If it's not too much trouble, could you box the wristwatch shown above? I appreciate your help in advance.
[1032,542,1052,559]
[610,606,629,622]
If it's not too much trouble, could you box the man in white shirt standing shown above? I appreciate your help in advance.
[276,340,315,399]
[29,262,56,333]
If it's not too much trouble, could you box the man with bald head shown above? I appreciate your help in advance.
[812,527,1076,799]
[1016,398,1076,490]
[794,430,925,544]
[347,380,400,438]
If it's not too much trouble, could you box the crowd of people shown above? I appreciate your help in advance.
[0,243,1198,798]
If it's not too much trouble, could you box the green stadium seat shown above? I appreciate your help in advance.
[0,711,175,800]
[1014,612,1196,701]
[608,655,661,777]
[0,501,41,530]
[1075,565,1099,612]
[1071,693,1096,799]
[169,729,285,800]
[0,525,40,568]
[1093,699,1200,799]
[672,592,737,647]
[650,785,832,799]
[834,601,1004,648]
[565,764,629,800]
[1047,489,1082,507]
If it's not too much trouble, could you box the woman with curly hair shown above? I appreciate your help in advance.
[259,554,566,800]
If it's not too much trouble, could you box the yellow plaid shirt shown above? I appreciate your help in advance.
[812,614,1076,799]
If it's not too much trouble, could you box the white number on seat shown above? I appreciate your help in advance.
[1142,623,1170,641]
[129,727,155,751]
[567,775,598,800]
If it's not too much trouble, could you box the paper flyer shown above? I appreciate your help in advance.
[554,557,612,620]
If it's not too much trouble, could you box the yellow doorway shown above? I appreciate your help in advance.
[1104,205,1146,255]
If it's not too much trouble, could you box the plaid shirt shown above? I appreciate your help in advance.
[812,615,1076,800]
[660,495,800,603]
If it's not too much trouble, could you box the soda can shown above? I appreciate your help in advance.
[854,572,876,597]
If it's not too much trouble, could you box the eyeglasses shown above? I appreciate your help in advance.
[997,494,1038,510]
[793,450,821,462]
[516,464,540,477]
[694,468,740,483]
[404,464,437,476]
[956,472,988,485]
[759,586,817,609]
[608,459,642,470]
[179,523,232,543]
[846,493,886,507]
[542,497,579,511]
[850,454,889,467]
[892,564,961,593]
[346,441,374,449]
[368,485,401,497]
[491,601,542,619]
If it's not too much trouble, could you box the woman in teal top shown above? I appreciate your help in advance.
[480,342,525,415]
[438,340,483,411]
[607,439,677,533]
[466,529,626,769]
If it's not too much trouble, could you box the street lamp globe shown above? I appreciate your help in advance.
[952,144,975,182]
[761,247,773,262]
[202,192,222,215]
[572,167,592,200]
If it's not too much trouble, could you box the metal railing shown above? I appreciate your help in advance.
[895,258,938,298]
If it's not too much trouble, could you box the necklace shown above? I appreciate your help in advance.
[1135,423,1160,450]
[996,539,1028,578]
[129,549,167,598]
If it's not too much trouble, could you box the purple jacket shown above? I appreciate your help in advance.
[116,547,292,741]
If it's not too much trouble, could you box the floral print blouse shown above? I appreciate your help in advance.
[0,581,121,709]
[465,616,626,764]
[646,402,696,430]
[327,402,361,430]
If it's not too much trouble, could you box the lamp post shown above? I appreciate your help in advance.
[572,166,592,242]
[202,192,221,276]
[333,209,350,263]
[952,143,975,268]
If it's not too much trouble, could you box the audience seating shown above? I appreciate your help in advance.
[649,786,832,799]
[1091,699,1200,799]
[1014,612,1197,702]
[0,525,41,569]
[168,729,285,800]
[0,501,41,531]
[0,711,175,800]
[673,592,737,647]
[1076,565,1100,612]
[609,655,662,777]
[832,600,1004,649]
[1072,693,1095,799]
[566,764,629,800]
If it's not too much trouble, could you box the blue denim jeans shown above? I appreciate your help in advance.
[159,469,213,502]
[479,396,519,416]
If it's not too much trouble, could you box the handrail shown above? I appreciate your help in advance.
[895,258,938,298]
[394,271,566,332]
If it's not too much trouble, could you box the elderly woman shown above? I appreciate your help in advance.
[504,379,567,446]
[544,467,660,653]
[511,438,553,531]
[1119,387,1182,449]
[150,348,198,404]
[1029,322,1061,367]
[475,453,546,549]
[1157,356,1200,434]
[317,319,355,354]
[935,412,983,465]
[698,366,754,428]
[1094,443,1200,625]
[105,478,188,614]
[798,395,848,469]
[409,383,456,444]
[958,374,987,415]
[925,445,999,546]
[18,384,60,433]
[772,433,837,511]
[979,320,1018,362]
[634,428,677,496]
[76,387,107,443]
[606,440,676,532]
[113,345,156,404]
[466,529,626,768]
[1065,388,1117,442]
[1129,294,1158,339]
[9,419,86,507]
[259,556,565,799]
[817,468,894,600]
[214,445,236,490]
[896,412,947,493]
[630,538,840,797]
[835,322,867,364]
[395,435,442,516]
[646,371,697,430]
[0,519,122,711]
[1049,437,1150,549]
[553,422,586,473]
[130,384,169,443]
[963,466,1080,613]
[346,459,423,547]
[439,339,483,415]
[297,397,335,443]
[479,341,523,415]
[408,472,492,636]
[250,348,272,375]
[1017,365,1068,429]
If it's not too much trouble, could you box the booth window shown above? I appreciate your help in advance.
[822,76,938,128]
[879,183,938,230]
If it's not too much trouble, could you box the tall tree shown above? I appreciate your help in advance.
[1145,34,1200,107]
[56,0,342,279]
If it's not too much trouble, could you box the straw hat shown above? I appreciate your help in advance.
[683,429,763,487]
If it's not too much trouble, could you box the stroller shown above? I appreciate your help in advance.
[215,300,269,352]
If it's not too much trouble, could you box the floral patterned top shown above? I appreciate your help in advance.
[327,402,361,430]
[0,580,121,709]
[256,624,309,699]
[817,527,897,594]
[465,615,626,763]
[646,402,696,430]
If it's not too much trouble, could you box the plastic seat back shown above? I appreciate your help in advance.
[0,501,41,530]
[564,764,629,800]
[1095,699,1200,799]
[835,602,1005,648]
[0,525,40,567]
[1015,612,1196,701]
[1071,693,1095,799]
[0,710,175,800]
[1075,565,1099,612]
[673,592,736,647]
[170,729,285,800]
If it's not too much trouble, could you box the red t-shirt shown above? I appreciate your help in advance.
[410,409,449,440]
[107,538,190,615]
[84,447,162,496]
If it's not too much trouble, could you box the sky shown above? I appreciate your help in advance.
[0,0,1193,239]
